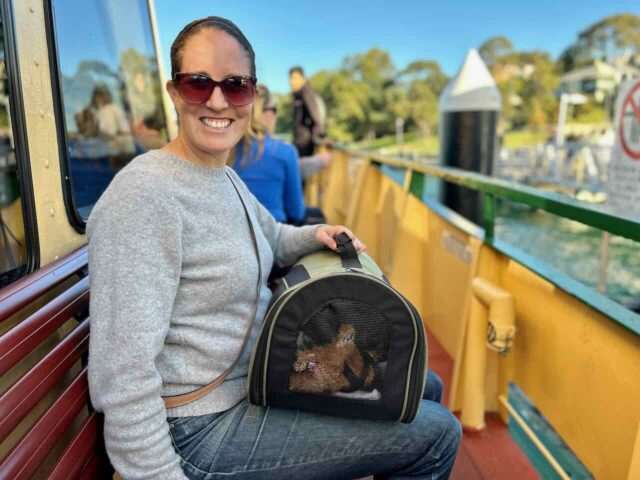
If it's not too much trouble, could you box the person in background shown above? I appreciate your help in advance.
[289,66,324,156]
[231,84,305,224]
[261,89,331,180]
[76,85,132,144]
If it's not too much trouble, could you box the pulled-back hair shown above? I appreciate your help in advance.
[170,16,256,79]
[228,84,271,168]
[289,66,304,76]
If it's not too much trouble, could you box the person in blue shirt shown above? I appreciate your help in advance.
[232,85,305,224]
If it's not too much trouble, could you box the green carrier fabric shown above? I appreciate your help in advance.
[249,234,428,423]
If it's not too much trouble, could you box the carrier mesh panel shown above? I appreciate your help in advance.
[288,299,390,400]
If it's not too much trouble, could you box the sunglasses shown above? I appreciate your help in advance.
[173,73,257,106]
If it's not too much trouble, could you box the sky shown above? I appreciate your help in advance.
[153,0,639,94]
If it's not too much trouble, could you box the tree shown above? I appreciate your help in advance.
[342,48,396,139]
[283,48,449,142]
[484,46,559,129]
[558,14,640,71]
[396,61,447,136]
[274,93,293,137]
[479,36,514,67]
[310,69,370,142]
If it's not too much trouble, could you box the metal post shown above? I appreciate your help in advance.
[439,49,501,224]
[598,231,611,294]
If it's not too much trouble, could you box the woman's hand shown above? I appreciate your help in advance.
[314,225,366,253]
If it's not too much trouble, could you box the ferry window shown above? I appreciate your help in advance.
[0,7,29,286]
[50,0,168,222]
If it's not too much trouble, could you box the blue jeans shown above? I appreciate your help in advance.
[168,371,461,479]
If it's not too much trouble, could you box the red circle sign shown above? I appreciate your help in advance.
[619,81,640,160]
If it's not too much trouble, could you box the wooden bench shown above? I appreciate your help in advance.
[0,247,377,480]
[0,246,113,479]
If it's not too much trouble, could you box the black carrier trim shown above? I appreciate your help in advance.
[283,264,310,288]
[265,275,418,421]
[402,297,427,422]
[1,0,39,280]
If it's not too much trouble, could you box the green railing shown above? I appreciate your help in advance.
[341,147,640,336]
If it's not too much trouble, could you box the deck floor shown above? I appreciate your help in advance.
[427,330,540,480]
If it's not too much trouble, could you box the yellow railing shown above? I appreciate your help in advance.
[307,148,640,480]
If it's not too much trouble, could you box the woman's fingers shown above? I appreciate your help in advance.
[314,225,366,252]
[353,238,366,253]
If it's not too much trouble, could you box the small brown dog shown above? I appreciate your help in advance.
[289,323,376,394]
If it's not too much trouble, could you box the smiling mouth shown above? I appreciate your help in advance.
[200,117,233,131]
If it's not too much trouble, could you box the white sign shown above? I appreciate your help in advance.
[606,79,640,219]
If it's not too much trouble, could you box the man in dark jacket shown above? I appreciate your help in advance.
[289,66,325,156]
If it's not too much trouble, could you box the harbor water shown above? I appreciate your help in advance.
[381,165,640,308]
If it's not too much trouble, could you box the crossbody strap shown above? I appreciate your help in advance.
[163,171,262,409]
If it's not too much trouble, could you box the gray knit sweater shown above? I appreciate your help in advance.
[87,150,321,479]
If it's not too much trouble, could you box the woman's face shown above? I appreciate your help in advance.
[167,28,253,165]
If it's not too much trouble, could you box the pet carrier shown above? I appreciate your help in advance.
[249,233,427,423]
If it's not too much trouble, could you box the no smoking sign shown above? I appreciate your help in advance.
[619,81,640,160]
[608,79,640,219]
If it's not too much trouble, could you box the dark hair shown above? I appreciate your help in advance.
[289,66,304,77]
[170,16,256,79]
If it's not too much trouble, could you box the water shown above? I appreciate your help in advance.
[495,202,640,308]
[379,165,640,307]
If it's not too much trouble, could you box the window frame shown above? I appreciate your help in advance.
[0,0,39,285]
[42,0,83,232]
[43,0,165,232]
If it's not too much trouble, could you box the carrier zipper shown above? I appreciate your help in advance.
[257,272,420,417]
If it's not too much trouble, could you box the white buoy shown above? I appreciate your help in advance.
[439,49,502,224]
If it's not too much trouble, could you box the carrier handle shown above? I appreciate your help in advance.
[335,233,362,270]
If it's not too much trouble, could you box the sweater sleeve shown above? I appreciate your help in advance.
[298,154,325,180]
[281,144,306,223]
[86,171,187,480]
[226,168,322,266]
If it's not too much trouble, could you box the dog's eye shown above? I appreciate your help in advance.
[307,361,317,371]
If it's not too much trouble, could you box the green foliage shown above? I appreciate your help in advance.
[299,48,447,142]
[355,129,549,156]
[559,14,640,72]
[572,100,607,124]
[274,92,293,135]
[479,36,514,67]
[502,129,550,149]
[273,14,637,145]
[485,45,559,129]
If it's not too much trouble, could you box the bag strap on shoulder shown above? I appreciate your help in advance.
[162,171,262,409]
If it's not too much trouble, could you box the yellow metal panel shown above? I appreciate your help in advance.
[318,150,640,477]
[629,422,640,480]
[387,194,429,314]
[422,215,475,357]
[320,151,349,225]
[13,1,85,264]
[375,175,404,276]
[345,164,383,260]
[502,262,640,480]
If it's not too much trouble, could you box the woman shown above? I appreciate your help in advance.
[231,84,305,224]
[87,17,460,480]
